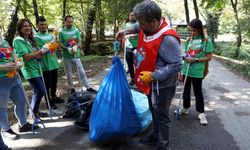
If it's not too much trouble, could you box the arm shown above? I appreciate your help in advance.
[152,36,182,81]
[22,50,43,61]
[0,63,16,72]
[184,38,213,63]
[183,53,212,63]
[115,23,139,42]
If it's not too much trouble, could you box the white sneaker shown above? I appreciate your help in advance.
[198,113,208,125]
[174,108,189,115]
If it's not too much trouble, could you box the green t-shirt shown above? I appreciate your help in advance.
[125,22,138,48]
[58,27,81,59]
[0,40,14,77]
[34,32,59,71]
[13,36,41,80]
[182,36,213,78]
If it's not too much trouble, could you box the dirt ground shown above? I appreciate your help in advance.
[7,56,113,126]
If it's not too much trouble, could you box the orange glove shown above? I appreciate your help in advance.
[139,71,153,85]
[47,42,59,51]
[7,70,16,78]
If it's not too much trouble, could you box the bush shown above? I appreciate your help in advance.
[90,41,113,56]
[214,41,250,80]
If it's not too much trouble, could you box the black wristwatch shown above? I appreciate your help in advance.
[195,58,198,62]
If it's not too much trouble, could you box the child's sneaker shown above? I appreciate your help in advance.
[198,113,208,125]
[174,108,189,115]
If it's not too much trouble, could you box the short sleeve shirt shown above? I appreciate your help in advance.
[0,40,14,77]
[13,36,41,80]
[182,36,213,78]
[124,22,138,48]
[34,32,59,71]
[58,27,81,59]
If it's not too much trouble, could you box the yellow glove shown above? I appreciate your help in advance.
[139,71,153,85]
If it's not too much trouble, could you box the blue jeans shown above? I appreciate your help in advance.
[0,76,27,131]
[63,57,90,89]
[0,134,9,150]
[28,77,45,114]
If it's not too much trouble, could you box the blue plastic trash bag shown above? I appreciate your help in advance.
[131,89,152,132]
[89,56,141,142]
[113,40,121,52]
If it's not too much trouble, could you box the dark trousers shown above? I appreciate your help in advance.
[147,86,176,150]
[183,76,204,113]
[125,49,135,80]
[43,69,58,99]
[28,77,45,113]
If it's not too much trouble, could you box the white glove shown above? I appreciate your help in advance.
[67,47,73,53]
[133,49,137,56]
[41,45,49,54]
[72,45,78,52]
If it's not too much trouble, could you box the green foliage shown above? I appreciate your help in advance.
[104,0,144,28]
[0,1,13,32]
[90,41,113,55]
[215,41,250,80]
[215,41,250,61]
[223,59,250,79]
[214,42,236,57]
[206,12,221,42]
[201,0,227,11]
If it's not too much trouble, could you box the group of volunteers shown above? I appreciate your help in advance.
[0,0,213,150]
[115,1,213,150]
[0,15,96,150]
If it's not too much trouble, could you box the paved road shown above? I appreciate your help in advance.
[7,59,250,150]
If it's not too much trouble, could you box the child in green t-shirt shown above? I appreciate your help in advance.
[175,18,213,126]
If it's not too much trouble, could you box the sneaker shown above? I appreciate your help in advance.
[139,134,158,145]
[86,87,97,93]
[198,113,208,125]
[74,121,89,130]
[47,101,58,109]
[19,122,39,132]
[174,108,189,115]
[2,129,19,140]
[38,111,48,117]
[51,97,65,104]
[129,80,135,86]
[70,88,76,94]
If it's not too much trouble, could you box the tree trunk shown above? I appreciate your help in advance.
[193,0,199,19]
[230,0,242,58]
[62,0,67,21]
[5,2,20,46]
[113,16,118,40]
[84,0,99,55]
[166,13,172,27]
[184,0,190,24]
[33,0,39,21]
[98,2,105,41]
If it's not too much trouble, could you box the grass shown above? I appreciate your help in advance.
[20,55,106,88]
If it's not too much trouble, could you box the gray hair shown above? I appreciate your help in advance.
[133,0,161,22]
